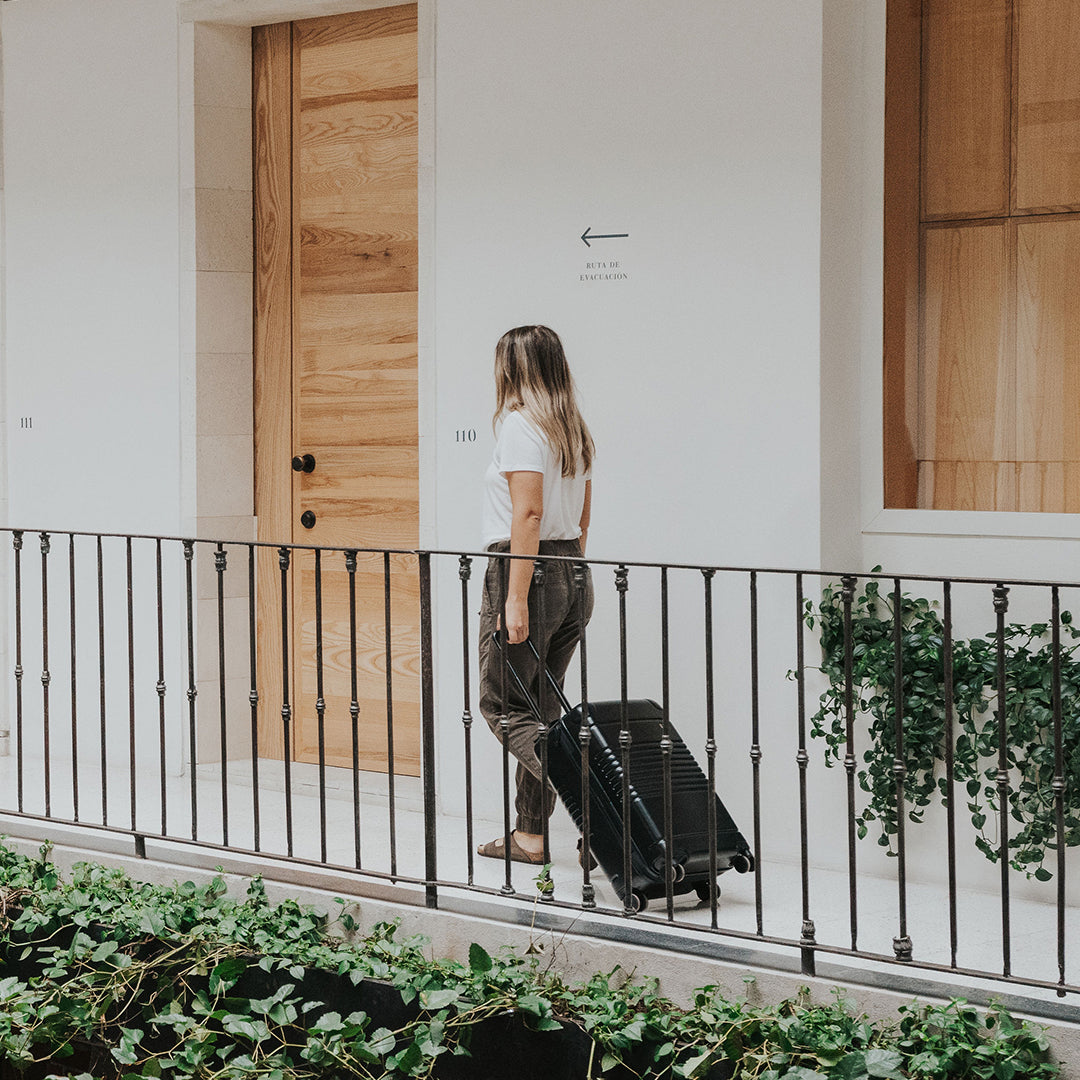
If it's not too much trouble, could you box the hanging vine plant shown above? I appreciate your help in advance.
[804,573,1080,879]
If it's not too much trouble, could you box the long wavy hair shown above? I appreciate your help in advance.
[493,325,594,478]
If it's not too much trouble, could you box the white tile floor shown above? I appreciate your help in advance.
[2,751,1077,1009]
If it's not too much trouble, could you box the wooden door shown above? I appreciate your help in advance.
[253,6,420,777]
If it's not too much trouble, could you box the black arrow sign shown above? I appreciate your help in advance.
[581,226,629,247]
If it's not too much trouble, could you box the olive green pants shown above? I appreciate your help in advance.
[478,540,594,834]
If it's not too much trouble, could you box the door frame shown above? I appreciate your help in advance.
[178,0,434,765]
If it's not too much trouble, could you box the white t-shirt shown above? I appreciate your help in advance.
[481,410,590,548]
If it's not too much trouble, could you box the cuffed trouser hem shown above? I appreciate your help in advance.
[515,760,556,834]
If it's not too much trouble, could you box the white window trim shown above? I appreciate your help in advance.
[864,508,1080,542]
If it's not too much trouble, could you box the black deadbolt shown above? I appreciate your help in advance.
[292,454,316,473]
[300,510,317,529]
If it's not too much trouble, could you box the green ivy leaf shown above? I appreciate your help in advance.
[209,957,246,995]
[90,940,120,964]
[221,1014,271,1042]
[110,1027,143,1067]
[387,1040,424,1074]
[312,1010,344,1033]
[419,988,460,1011]
[469,942,493,973]
[833,1050,868,1079]
[864,1048,905,1078]
[137,908,166,937]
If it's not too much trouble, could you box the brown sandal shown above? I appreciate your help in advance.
[477,831,546,864]
[577,838,599,871]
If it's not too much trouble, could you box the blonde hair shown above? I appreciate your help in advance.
[493,325,594,478]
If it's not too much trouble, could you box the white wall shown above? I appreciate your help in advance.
[1,0,831,860]
[2,0,181,536]
[429,0,826,866]
[0,0,186,783]
[433,0,823,570]
[820,0,878,573]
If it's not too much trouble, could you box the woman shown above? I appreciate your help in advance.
[477,325,595,864]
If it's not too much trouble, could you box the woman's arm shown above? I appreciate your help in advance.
[504,470,543,643]
[578,479,591,555]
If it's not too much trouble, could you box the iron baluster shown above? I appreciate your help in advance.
[750,570,763,936]
[278,546,293,857]
[459,555,475,884]
[345,551,362,869]
[384,551,398,879]
[993,583,1011,976]
[69,535,79,822]
[576,561,595,908]
[891,578,912,962]
[1052,586,1066,995]
[661,566,674,921]
[841,573,859,951]
[156,538,166,836]
[13,532,24,812]
[616,564,633,916]
[41,532,52,817]
[98,536,109,825]
[215,544,230,846]
[248,545,261,851]
[942,581,958,968]
[126,537,136,831]
[703,568,719,929]
[419,552,438,909]
[315,548,327,864]
[795,573,816,974]
[184,540,198,840]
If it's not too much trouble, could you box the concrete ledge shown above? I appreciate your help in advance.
[2,816,1078,1077]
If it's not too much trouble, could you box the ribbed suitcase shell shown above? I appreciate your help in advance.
[545,697,754,909]
[492,631,753,909]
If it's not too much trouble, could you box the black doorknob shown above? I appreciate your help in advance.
[300,510,316,529]
[292,454,316,473]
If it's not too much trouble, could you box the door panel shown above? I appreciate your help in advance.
[297,449,418,548]
[297,352,418,449]
[254,6,420,777]
[293,554,421,773]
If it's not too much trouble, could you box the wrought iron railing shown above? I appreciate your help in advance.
[0,526,1076,1003]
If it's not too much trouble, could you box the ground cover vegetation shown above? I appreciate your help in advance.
[805,575,1080,878]
[0,842,1061,1079]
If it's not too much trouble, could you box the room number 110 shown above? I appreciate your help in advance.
[455,429,477,443]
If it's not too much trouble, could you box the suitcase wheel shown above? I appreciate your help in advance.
[731,853,753,874]
[629,891,648,914]
[694,881,720,904]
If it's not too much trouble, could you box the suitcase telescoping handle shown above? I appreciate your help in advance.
[490,630,577,721]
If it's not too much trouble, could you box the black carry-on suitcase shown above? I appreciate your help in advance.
[494,634,754,912]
